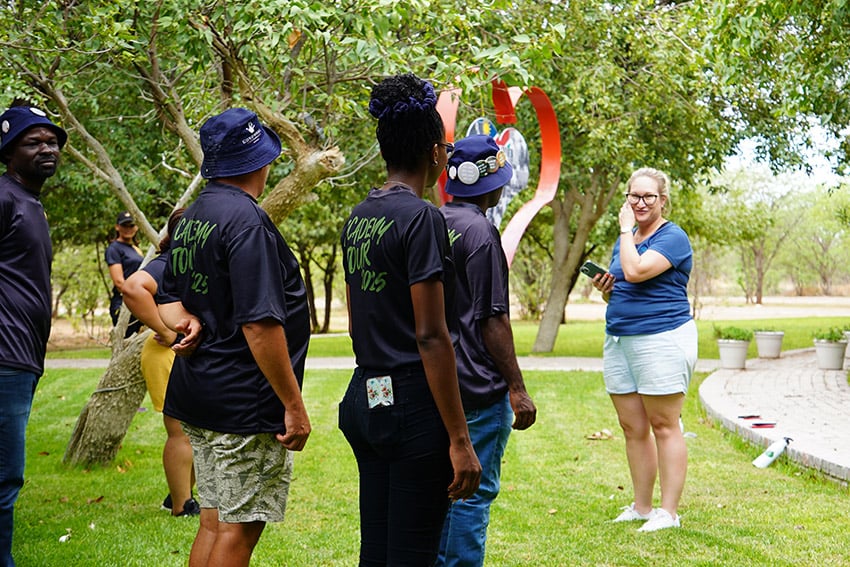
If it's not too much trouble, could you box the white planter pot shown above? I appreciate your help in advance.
[754,331,784,359]
[814,339,847,370]
[717,339,750,369]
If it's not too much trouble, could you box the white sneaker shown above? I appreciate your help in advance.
[611,503,655,523]
[637,508,680,532]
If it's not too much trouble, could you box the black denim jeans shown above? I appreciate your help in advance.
[339,365,452,566]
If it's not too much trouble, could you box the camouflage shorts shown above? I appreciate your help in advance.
[182,424,294,523]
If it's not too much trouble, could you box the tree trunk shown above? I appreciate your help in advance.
[532,175,620,353]
[320,244,337,334]
[298,245,320,332]
[63,331,150,467]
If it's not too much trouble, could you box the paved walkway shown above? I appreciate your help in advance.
[46,349,850,482]
[698,348,850,483]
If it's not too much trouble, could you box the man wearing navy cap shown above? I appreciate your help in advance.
[437,135,537,567]
[0,105,67,567]
[157,108,311,566]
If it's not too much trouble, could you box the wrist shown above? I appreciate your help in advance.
[620,228,633,234]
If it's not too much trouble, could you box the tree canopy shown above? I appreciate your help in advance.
[2,0,849,463]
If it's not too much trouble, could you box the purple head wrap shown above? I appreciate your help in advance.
[369,80,437,120]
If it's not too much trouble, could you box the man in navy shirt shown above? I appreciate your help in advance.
[157,108,311,566]
[0,105,67,567]
[438,135,537,567]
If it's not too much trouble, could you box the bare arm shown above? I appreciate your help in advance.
[242,319,311,451]
[618,202,672,282]
[157,302,203,355]
[479,313,536,430]
[122,270,177,345]
[108,264,127,293]
[411,278,481,500]
[617,232,672,283]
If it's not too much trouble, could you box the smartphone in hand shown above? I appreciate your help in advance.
[579,260,608,279]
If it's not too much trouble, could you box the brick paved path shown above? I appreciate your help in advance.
[699,348,850,483]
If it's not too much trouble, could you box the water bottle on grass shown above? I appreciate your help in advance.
[752,437,792,468]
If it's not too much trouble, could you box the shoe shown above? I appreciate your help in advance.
[637,508,680,532]
[161,494,172,511]
[611,503,655,523]
[175,497,200,517]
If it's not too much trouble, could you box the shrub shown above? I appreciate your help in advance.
[713,325,754,341]
[813,327,846,342]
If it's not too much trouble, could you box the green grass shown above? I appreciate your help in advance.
[15,367,850,566]
[48,316,850,361]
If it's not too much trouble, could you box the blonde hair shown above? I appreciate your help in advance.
[627,167,671,213]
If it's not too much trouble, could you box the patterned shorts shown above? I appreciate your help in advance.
[182,424,294,523]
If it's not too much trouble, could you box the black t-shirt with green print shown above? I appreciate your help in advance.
[342,184,455,371]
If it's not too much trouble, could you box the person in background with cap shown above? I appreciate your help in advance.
[436,135,537,567]
[0,104,67,567]
[156,107,311,566]
[122,208,199,518]
[105,210,143,337]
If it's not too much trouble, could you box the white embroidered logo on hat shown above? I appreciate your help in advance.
[242,121,261,145]
[29,108,47,117]
[1,120,8,134]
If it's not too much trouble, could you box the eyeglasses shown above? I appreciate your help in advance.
[437,142,454,156]
[626,193,659,206]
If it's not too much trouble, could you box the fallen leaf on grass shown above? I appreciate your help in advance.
[586,428,614,440]
[87,495,104,505]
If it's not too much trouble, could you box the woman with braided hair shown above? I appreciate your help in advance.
[339,73,481,566]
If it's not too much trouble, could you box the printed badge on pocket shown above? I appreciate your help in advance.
[366,376,394,408]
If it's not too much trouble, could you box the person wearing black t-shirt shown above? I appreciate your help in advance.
[436,135,537,567]
[122,208,197,518]
[105,210,143,337]
[0,105,67,567]
[157,108,311,566]
[339,73,481,566]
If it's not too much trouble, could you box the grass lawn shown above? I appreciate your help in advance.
[15,365,850,566]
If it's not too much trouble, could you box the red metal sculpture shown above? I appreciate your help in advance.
[437,79,561,266]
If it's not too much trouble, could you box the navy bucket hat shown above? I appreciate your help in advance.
[199,108,282,179]
[445,135,513,198]
[0,106,67,156]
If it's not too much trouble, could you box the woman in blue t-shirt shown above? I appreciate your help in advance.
[591,167,697,533]
[339,73,481,566]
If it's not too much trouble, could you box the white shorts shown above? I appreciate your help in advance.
[603,319,698,396]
